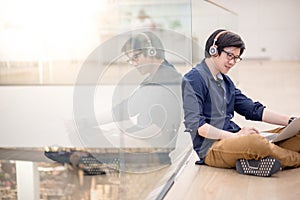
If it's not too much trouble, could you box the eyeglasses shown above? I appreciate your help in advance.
[222,50,242,63]
[126,51,143,64]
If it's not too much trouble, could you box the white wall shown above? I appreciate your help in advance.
[214,0,300,60]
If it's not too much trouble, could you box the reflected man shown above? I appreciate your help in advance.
[113,31,182,160]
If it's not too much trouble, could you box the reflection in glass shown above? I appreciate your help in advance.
[0,147,191,199]
[0,0,237,199]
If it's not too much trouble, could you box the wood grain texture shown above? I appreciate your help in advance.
[165,152,300,200]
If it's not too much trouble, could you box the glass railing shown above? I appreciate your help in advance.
[0,0,237,199]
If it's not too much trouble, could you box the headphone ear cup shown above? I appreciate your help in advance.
[148,47,156,57]
[209,45,218,56]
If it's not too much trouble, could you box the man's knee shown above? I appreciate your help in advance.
[244,134,271,154]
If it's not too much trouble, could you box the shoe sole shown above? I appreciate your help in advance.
[236,157,281,177]
[79,156,106,175]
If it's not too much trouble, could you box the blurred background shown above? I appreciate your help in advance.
[0,0,299,199]
[1,0,299,84]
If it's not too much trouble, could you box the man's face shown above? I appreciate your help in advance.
[126,50,152,74]
[214,47,242,74]
[126,51,144,66]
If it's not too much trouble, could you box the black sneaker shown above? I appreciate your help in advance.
[236,157,281,177]
[78,155,106,176]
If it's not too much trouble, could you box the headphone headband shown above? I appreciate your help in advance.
[139,32,153,47]
[209,30,229,56]
[212,30,229,46]
[138,32,157,57]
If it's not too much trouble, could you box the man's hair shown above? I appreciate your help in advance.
[205,29,246,58]
[121,31,165,59]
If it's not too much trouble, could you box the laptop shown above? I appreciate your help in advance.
[260,117,300,143]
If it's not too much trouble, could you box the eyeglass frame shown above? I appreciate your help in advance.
[222,49,242,63]
[126,51,143,64]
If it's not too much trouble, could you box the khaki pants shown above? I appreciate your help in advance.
[205,128,300,168]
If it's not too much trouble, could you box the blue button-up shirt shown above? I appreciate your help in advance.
[182,60,265,160]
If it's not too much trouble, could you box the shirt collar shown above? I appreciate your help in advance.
[216,72,223,81]
[197,60,224,82]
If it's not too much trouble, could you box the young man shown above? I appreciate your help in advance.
[182,29,300,176]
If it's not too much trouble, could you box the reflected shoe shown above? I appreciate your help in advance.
[78,155,106,176]
[236,157,281,177]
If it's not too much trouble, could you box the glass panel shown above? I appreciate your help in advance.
[0,160,17,199]
[0,0,237,199]
[0,0,192,85]
[0,147,192,199]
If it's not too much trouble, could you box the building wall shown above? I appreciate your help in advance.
[214,0,300,60]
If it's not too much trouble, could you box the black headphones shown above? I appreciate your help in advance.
[209,30,229,56]
[139,32,157,57]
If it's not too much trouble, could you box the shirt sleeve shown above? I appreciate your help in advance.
[182,73,207,133]
[234,88,265,121]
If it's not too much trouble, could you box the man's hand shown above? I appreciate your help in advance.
[237,127,259,136]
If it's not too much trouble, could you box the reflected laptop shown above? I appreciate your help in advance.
[260,118,300,143]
